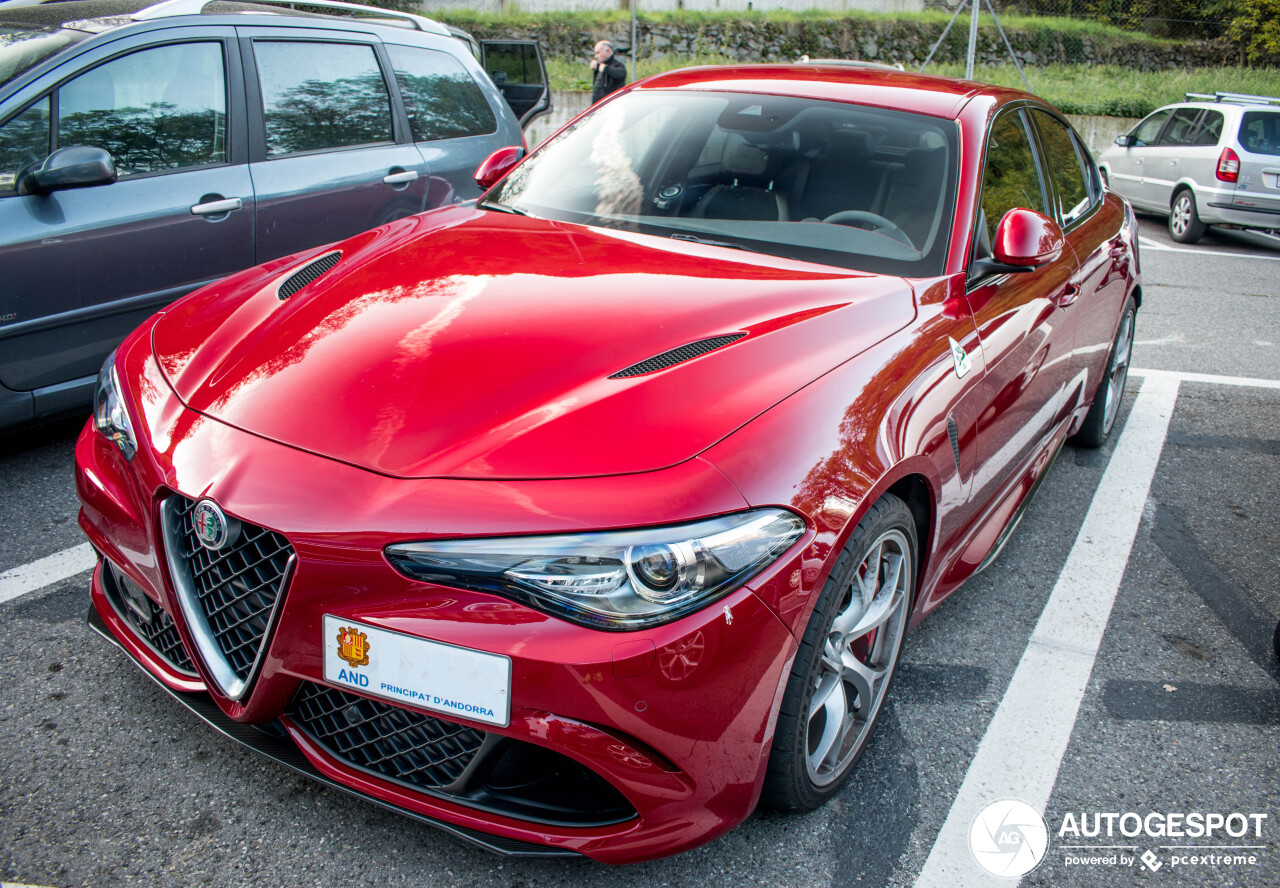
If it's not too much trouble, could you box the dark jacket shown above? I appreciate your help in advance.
[591,55,627,103]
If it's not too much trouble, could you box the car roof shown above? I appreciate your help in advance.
[634,64,1028,120]
[0,0,449,36]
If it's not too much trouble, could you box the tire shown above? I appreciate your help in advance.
[1073,295,1136,448]
[1169,189,1205,244]
[762,494,916,811]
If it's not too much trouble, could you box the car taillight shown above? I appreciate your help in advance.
[1217,147,1240,183]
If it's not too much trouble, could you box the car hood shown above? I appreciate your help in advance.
[153,207,915,479]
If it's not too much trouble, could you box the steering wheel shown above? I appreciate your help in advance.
[822,211,913,247]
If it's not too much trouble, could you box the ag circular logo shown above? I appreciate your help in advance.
[192,500,237,551]
[969,797,1050,878]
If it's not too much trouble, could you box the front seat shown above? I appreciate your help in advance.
[691,134,782,221]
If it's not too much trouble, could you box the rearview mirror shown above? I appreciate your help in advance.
[474,146,524,190]
[17,145,117,196]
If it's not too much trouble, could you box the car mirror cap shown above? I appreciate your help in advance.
[992,207,1064,268]
[474,145,524,191]
[1115,134,1132,147]
[17,145,117,196]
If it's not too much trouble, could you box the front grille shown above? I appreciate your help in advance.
[277,251,341,300]
[170,496,294,683]
[102,561,197,677]
[609,333,746,378]
[290,682,486,791]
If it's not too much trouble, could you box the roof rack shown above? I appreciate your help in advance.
[131,0,450,36]
[1184,91,1280,107]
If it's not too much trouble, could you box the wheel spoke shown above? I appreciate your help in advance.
[807,675,847,772]
[843,652,886,713]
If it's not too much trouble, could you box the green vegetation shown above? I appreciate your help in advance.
[929,64,1280,117]
[547,56,1280,117]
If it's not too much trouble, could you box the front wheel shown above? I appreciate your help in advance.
[762,494,916,811]
[1073,295,1136,448]
[1169,190,1205,244]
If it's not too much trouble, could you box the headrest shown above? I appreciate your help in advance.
[722,134,768,176]
[904,147,946,182]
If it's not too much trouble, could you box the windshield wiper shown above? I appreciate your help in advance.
[669,233,759,253]
[480,199,530,216]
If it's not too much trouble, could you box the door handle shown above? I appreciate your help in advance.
[190,197,242,216]
[383,170,419,185]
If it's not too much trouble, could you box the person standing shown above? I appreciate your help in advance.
[590,40,627,104]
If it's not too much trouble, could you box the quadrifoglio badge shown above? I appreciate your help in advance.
[968,799,1271,877]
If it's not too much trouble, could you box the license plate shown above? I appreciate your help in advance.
[322,615,510,727]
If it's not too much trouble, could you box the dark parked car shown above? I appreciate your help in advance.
[0,0,549,429]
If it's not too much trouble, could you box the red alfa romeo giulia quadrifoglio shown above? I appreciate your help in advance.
[75,64,1139,862]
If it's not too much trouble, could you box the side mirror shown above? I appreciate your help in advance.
[1114,133,1133,147]
[17,145,117,196]
[969,208,1064,281]
[474,145,524,190]
[993,207,1064,267]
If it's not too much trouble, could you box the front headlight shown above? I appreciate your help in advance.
[385,509,806,630]
[93,349,136,461]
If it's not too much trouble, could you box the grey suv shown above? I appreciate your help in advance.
[0,0,549,430]
[1099,91,1280,244]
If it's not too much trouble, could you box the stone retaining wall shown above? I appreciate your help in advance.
[457,18,1240,70]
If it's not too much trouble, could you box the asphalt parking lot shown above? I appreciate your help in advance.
[1,216,1277,887]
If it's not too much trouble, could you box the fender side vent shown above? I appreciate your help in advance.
[947,416,962,474]
[609,334,746,379]
[278,251,341,300]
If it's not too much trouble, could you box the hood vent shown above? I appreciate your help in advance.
[609,334,746,379]
[277,251,342,300]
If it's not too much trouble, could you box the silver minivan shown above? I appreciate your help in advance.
[1099,92,1280,244]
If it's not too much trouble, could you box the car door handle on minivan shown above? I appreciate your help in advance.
[190,197,243,216]
[383,171,419,185]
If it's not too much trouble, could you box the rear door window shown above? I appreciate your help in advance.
[385,44,495,141]
[1192,110,1224,146]
[57,41,228,177]
[1239,111,1280,156]
[254,41,394,156]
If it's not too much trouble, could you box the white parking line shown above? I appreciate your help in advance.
[1133,367,1280,389]
[1138,235,1280,261]
[0,543,95,605]
[915,373,1181,887]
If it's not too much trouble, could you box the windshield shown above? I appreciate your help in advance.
[0,25,86,88]
[487,89,958,276]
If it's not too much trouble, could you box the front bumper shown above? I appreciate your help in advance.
[75,333,804,863]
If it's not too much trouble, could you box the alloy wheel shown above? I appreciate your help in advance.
[1171,194,1192,238]
[804,528,911,786]
[1101,307,1134,434]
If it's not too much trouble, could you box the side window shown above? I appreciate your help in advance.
[483,43,540,87]
[1031,109,1092,227]
[978,110,1047,249]
[254,41,393,157]
[57,42,227,177]
[1239,111,1280,156]
[386,44,496,141]
[0,97,50,192]
[1131,109,1170,147]
[1155,108,1202,147]
[1193,110,1224,147]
